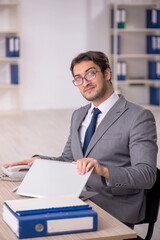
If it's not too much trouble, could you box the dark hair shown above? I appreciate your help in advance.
[70,51,111,78]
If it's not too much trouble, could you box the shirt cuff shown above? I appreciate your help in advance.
[101,176,109,186]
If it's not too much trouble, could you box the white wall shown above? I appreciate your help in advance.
[21,0,109,110]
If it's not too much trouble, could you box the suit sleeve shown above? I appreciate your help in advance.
[107,108,158,190]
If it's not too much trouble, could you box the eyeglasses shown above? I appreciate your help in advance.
[72,70,100,86]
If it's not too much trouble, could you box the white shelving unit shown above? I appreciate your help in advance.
[0,0,21,114]
[109,0,160,107]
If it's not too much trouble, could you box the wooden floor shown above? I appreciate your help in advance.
[0,108,159,240]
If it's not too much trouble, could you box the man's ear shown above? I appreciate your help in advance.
[104,68,111,81]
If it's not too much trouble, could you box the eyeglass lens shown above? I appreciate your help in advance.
[73,70,96,86]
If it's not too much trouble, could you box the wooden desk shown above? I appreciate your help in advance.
[0,181,137,240]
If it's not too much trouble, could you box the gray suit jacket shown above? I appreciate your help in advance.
[40,95,158,224]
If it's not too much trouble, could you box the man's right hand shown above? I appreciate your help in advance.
[3,156,40,168]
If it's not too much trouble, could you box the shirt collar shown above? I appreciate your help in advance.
[91,92,119,115]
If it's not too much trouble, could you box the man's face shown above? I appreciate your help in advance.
[73,60,112,106]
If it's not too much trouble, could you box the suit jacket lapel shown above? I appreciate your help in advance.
[84,95,128,157]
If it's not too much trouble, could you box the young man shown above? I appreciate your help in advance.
[4,51,158,227]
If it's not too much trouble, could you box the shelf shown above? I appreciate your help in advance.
[109,0,160,106]
[0,83,20,89]
[111,54,160,59]
[0,109,21,115]
[111,28,160,33]
[0,0,21,114]
[0,30,20,34]
[142,104,160,111]
[0,3,18,7]
[110,2,158,7]
[0,57,20,62]
[116,79,160,85]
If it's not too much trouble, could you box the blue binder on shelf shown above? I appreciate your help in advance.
[6,37,15,57]
[148,61,160,80]
[14,36,20,57]
[3,196,98,239]
[158,9,160,28]
[146,35,160,54]
[111,35,121,54]
[10,64,19,84]
[146,9,160,28]
[111,8,114,28]
[111,8,120,28]
[158,36,160,54]
[111,8,126,29]
[117,61,127,81]
[5,36,20,57]
[150,86,160,106]
[119,8,126,29]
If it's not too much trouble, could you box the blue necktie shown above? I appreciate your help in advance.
[83,108,101,155]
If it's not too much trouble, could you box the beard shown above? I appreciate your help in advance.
[81,79,108,102]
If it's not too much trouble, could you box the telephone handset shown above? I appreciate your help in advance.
[0,165,30,181]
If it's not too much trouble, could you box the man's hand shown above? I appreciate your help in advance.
[3,156,40,168]
[75,158,109,179]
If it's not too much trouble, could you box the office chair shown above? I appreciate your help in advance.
[135,168,160,240]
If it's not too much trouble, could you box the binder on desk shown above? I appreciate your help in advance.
[3,195,98,239]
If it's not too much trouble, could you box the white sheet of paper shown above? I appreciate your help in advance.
[16,159,93,198]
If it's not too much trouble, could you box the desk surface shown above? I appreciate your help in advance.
[0,180,137,240]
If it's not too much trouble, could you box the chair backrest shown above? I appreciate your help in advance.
[142,168,160,223]
[137,168,160,240]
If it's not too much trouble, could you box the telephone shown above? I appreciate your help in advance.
[0,165,30,181]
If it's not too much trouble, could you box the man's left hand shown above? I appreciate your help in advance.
[74,158,109,179]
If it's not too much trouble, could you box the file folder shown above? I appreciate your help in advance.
[148,61,160,80]
[111,8,120,28]
[117,61,126,81]
[111,35,121,54]
[10,64,19,84]
[146,9,160,28]
[14,37,20,57]
[3,196,97,239]
[6,37,15,57]
[147,35,160,54]
[16,159,93,198]
[111,8,126,29]
[6,36,20,57]
[119,8,126,29]
[150,86,160,106]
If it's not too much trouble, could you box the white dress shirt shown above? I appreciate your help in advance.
[79,92,119,147]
